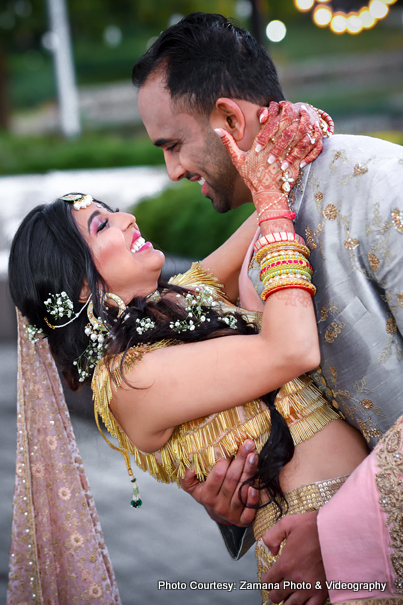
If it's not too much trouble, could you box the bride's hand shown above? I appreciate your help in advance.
[215,101,323,216]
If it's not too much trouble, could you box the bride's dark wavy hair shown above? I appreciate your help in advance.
[8,196,294,514]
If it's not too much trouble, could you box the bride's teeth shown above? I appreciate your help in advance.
[131,236,145,253]
[198,178,205,186]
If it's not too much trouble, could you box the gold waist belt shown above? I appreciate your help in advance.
[253,474,349,542]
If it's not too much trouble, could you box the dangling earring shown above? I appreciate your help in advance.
[145,290,161,303]
[103,292,127,318]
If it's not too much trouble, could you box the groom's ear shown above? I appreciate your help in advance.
[210,98,246,141]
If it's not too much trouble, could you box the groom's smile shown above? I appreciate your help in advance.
[137,74,251,213]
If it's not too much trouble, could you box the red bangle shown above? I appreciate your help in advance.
[258,211,296,226]
[254,232,306,253]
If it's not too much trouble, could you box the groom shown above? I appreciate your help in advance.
[132,12,403,604]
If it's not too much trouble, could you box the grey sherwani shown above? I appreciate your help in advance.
[223,133,403,559]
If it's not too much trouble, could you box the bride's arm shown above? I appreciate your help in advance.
[201,210,256,303]
[111,106,322,453]
[114,283,320,453]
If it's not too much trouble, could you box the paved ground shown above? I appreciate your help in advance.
[0,342,260,604]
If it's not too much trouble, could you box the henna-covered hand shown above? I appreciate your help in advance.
[215,101,323,219]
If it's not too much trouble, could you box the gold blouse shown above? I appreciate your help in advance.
[92,263,339,484]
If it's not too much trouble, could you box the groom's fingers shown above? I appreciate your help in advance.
[239,483,259,526]
[214,128,246,169]
[202,440,257,526]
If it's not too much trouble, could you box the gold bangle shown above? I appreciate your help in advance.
[261,279,317,301]
[256,242,311,265]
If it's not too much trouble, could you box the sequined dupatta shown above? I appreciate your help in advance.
[7,312,121,605]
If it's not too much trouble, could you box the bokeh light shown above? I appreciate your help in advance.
[266,20,287,42]
[369,0,389,18]
[330,12,348,33]
[294,0,315,12]
[359,7,377,27]
[313,5,333,26]
[346,13,363,33]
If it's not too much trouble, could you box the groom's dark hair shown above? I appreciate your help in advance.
[132,12,285,115]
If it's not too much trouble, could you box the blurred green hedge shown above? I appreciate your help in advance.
[134,180,254,259]
[0,132,163,175]
[2,129,401,176]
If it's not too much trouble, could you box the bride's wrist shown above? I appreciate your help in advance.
[253,191,289,216]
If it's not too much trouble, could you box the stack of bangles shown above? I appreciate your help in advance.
[254,232,316,301]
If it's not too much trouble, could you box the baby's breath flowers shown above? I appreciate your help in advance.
[24,323,44,343]
[135,317,156,334]
[44,291,74,320]
[74,314,110,382]
[169,289,238,333]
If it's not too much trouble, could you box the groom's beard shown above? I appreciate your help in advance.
[200,128,239,214]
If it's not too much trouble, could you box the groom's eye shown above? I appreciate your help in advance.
[166,143,178,152]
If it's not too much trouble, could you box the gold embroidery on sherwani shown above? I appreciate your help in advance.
[387,318,398,334]
[353,163,369,176]
[327,367,386,443]
[288,170,304,211]
[304,170,370,264]
[398,294,403,307]
[368,253,380,272]
[377,336,403,365]
[344,238,360,250]
[305,226,318,250]
[375,419,403,594]
[323,204,338,220]
[319,301,341,323]
[391,209,403,235]
[324,321,346,343]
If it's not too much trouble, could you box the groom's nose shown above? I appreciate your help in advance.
[164,153,186,181]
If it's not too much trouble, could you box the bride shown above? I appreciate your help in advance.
[7,103,367,605]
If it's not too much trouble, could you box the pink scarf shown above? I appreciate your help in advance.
[7,312,121,605]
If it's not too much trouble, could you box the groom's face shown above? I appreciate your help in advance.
[138,75,251,213]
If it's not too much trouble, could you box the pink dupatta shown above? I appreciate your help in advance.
[7,312,121,605]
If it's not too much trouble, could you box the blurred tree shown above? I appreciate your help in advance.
[0,0,47,129]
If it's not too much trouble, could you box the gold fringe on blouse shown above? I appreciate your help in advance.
[92,263,339,485]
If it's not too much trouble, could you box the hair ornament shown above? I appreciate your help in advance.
[77,292,128,382]
[44,292,91,330]
[24,323,44,343]
[60,193,93,211]
[170,289,238,333]
[145,290,162,303]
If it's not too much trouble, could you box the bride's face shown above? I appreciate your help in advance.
[73,202,165,303]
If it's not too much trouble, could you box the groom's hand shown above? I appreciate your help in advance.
[262,511,328,605]
[179,439,259,526]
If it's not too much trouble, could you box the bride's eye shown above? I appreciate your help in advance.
[97,219,108,232]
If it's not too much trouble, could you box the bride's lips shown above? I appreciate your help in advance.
[131,230,153,253]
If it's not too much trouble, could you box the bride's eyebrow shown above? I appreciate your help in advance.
[87,210,101,232]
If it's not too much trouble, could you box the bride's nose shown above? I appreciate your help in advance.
[115,212,136,230]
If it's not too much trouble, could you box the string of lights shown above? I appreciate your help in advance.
[293,0,398,33]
